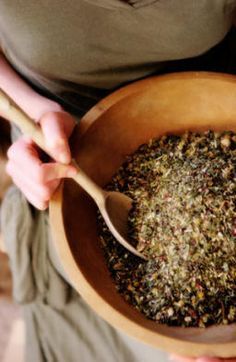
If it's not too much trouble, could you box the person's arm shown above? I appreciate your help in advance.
[0,52,77,210]
[0,51,63,120]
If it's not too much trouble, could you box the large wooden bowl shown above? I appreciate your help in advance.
[50,72,236,358]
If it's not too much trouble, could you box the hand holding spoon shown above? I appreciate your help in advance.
[0,88,147,260]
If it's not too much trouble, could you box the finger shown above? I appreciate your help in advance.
[7,138,77,183]
[8,171,49,210]
[39,111,76,164]
[7,137,41,168]
[6,161,60,201]
[18,185,49,210]
[21,189,49,211]
[6,162,61,210]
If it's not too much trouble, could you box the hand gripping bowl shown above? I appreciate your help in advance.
[50,72,236,358]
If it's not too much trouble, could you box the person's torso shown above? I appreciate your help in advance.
[0,0,235,114]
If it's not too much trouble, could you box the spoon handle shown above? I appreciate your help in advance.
[0,88,46,151]
[0,88,106,205]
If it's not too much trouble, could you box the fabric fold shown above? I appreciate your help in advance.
[1,186,70,308]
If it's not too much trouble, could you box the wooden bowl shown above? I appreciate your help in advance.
[50,72,236,358]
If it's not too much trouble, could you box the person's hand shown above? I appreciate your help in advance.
[169,355,236,362]
[6,110,77,210]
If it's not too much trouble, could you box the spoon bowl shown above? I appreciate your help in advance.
[102,191,146,259]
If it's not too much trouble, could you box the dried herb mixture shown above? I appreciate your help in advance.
[98,131,236,327]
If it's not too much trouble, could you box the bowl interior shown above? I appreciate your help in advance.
[51,73,236,357]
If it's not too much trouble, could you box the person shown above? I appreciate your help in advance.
[0,1,236,361]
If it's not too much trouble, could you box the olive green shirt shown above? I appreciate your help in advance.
[0,0,236,114]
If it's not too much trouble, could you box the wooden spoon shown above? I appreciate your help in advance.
[0,88,146,260]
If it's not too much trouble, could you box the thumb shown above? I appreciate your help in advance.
[39,111,76,164]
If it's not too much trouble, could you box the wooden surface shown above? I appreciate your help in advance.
[50,72,236,358]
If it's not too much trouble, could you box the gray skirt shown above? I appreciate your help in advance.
[1,186,168,362]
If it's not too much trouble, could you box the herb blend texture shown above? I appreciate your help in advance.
[98,131,236,327]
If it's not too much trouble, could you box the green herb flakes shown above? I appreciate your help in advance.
[98,131,236,327]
